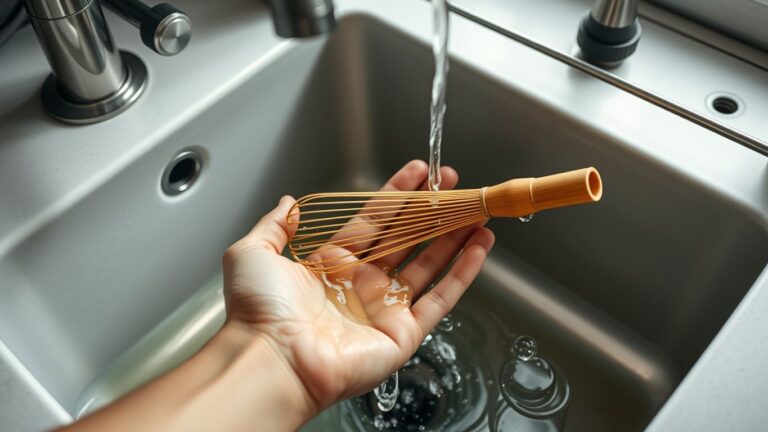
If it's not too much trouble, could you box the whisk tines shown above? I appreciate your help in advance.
[286,167,603,275]
[287,189,486,274]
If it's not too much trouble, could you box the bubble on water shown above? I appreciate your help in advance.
[428,379,444,397]
[434,335,456,362]
[513,335,539,361]
[401,388,416,405]
[441,373,454,390]
[518,213,534,223]
[375,372,399,412]
[373,415,385,430]
[438,315,455,332]
[451,367,462,385]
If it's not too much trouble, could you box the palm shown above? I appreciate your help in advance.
[222,161,494,411]
[226,246,420,406]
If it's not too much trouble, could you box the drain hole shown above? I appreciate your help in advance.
[711,96,739,115]
[162,149,204,196]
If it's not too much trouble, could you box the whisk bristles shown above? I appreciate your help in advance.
[286,167,603,275]
[287,190,487,274]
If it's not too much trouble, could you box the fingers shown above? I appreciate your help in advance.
[243,195,297,254]
[398,223,488,297]
[328,160,428,254]
[410,228,494,337]
[372,166,459,270]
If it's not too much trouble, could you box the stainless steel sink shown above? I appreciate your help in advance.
[1,1,767,431]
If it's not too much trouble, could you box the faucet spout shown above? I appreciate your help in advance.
[265,0,336,38]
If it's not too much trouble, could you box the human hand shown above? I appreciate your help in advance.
[222,160,495,417]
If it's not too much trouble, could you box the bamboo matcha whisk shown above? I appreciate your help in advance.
[287,167,602,274]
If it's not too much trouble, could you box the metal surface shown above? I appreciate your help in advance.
[41,51,147,124]
[448,3,768,157]
[24,0,187,123]
[267,0,336,37]
[649,0,768,52]
[102,0,191,56]
[152,12,191,55]
[24,0,90,19]
[160,148,204,196]
[27,0,125,102]
[590,0,637,28]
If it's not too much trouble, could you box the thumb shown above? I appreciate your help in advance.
[246,195,297,254]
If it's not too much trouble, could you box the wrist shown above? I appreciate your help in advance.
[217,321,318,429]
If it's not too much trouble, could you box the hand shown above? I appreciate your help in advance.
[222,160,495,415]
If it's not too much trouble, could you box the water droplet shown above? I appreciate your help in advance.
[451,368,462,385]
[438,315,454,332]
[518,213,534,223]
[374,372,400,412]
[383,277,410,307]
[428,379,443,397]
[320,272,347,304]
[401,388,416,405]
[513,335,539,361]
[373,415,385,430]
[434,335,457,362]
[421,334,433,346]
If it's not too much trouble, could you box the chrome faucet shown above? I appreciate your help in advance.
[576,0,641,67]
[23,0,191,124]
[264,0,335,38]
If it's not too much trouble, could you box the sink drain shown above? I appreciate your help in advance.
[161,148,204,196]
[340,329,489,431]
[706,92,744,118]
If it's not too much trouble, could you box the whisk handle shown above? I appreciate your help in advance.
[484,167,602,218]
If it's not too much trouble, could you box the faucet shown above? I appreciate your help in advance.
[576,0,641,67]
[264,0,335,38]
[23,0,191,124]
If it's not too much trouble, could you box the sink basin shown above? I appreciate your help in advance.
[1,1,767,431]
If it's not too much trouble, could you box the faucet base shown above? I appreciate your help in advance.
[41,51,148,125]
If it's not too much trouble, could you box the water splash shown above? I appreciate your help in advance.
[518,214,535,223]
[320,272,350,305]
[428,0,449,192]
[383,277,411,307]
[374,372,400,412]
[438,315,455,332]
[513,335,539,361]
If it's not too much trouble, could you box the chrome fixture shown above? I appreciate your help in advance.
[161,148,205,197]
[264,0,336,38]
[448,4,768,157]
[577,0,641,67]
[103,0,191,56]
[23,0,191,124]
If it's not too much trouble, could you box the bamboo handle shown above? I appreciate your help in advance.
[483,167,602,218]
